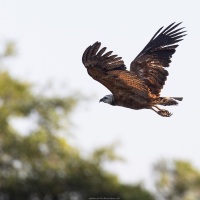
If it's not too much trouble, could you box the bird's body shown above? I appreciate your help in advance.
[82,22,186,117]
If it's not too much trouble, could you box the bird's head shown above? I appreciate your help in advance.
[99,94,114,105]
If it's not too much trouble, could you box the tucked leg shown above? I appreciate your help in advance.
[151,106,172,117]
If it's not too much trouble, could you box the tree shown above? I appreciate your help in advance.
[0,42,155,200]
[154,159,200,200]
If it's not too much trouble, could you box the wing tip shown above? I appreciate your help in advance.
[83,42,126,71]
[82,41,102,65]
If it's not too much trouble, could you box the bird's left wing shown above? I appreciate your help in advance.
[130,22,186,97]
[82,42,149,98]
[82,41,126,71]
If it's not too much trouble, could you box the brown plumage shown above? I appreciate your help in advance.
[82,22,186,117]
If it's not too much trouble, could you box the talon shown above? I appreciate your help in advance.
[157,109,172,117]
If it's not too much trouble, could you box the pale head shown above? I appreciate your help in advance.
[99,94,114,105]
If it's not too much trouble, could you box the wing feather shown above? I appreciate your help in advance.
[130,22,186,97]
[82,41,126,71]
[97,47,107,57]
[82,42,149,98]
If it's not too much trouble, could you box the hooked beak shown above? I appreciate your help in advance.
[99,98,103,103]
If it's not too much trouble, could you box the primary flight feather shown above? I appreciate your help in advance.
[82,22,186,117]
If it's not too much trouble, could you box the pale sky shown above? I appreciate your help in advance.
[0,0,200,189]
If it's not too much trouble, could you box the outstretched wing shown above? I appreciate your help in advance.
[82,42,149,98]
[82,41,126,71]
[130,22,186,97]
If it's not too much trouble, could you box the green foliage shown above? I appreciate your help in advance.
[154,159,200,200]
[119,184,155,200]
[0,43,155,199]
[91,143,124,166]
[0,41,16,58]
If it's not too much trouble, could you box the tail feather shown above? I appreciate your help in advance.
[155,97,183,106]
[171,97,183,101]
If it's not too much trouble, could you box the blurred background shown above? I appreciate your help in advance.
[0,0,200,199]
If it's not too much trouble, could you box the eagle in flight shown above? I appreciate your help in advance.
[82,22,186,117]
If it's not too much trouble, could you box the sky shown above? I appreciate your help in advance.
[0,0,200,189]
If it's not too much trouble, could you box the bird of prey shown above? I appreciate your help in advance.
[82,22,186,117]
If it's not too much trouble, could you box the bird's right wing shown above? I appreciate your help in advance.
[130,22,186,97]
[82,42,149,98]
